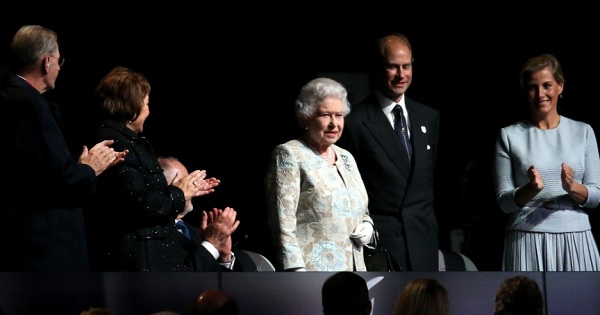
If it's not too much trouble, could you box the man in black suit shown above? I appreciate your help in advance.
[337,32,440,271]
[0,25,127,271]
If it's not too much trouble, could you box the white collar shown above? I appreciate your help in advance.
[375,89,408,117]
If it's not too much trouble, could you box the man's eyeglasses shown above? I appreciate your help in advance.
[51,55,65,67]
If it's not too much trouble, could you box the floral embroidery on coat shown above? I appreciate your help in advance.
[265,139,372,271]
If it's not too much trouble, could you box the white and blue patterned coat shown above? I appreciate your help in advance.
[266,139,373,271]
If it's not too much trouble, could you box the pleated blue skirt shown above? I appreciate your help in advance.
[503,230,600,271]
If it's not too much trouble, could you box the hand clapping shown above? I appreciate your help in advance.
[561,163,576,192]
[200,207,240,262]
[527,165,544,192]
[79,139,128,176]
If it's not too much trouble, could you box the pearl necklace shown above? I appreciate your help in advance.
[310,145,332,163]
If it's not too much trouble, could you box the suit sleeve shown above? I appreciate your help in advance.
[193,245,222,271]
[13,90,96,207]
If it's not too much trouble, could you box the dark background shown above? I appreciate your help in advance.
[2,8,599,270]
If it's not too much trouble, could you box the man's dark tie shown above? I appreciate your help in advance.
[394,105,413,161]
[175,220,191,240]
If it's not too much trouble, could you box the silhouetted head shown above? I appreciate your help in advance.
[190,289,239,315]
[495,275,543,315]
[322,271,371,315]
[79,307,117,315]
[393,278,450,315]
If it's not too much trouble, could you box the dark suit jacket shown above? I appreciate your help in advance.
[337,93,440,271]
[180,220,225,271]
[0,74,97,271]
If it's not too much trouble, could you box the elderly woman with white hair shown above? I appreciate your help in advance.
[265,77,374,271]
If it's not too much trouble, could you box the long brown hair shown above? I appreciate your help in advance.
[394,278,450,315]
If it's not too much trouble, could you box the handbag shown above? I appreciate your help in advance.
[363,229,394,272]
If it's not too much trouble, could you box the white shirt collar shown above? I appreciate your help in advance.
[375,90,408,119]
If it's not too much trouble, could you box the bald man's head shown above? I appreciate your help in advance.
[158,156,193,216]
[191,289,238,315]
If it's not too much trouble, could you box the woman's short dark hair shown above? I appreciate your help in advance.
[95,66,151,122]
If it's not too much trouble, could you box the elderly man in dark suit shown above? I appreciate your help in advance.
[0,25,126,271]
[337,32,440,271]
[159,156,258,272]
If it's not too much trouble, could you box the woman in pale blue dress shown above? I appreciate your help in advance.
[493,54,600,271]
[265,78,374,271]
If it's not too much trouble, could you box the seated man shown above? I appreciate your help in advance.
[159,156,256,271]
